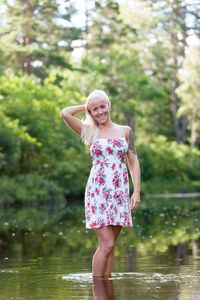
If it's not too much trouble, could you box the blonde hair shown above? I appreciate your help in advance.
[81,90,111,146]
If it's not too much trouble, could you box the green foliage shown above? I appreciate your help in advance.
[138,135,200,193]
[0,174,64,206]
[0,75,89,205]
[0,0,81,78]
[0,0,200,206]
[176,45,200,147]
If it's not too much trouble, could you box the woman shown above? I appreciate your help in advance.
[60,90,140,278]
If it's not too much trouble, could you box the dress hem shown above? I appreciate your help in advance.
[86,224,133,229]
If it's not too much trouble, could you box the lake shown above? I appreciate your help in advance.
[0,198,200,299]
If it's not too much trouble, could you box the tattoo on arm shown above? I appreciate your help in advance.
[128,128,137,155]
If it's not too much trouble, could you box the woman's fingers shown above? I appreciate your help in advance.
[130,194,141,210]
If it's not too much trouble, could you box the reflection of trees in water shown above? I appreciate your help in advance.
[0,199,200,259]
[192,239,199,258]
[176,243,188,265]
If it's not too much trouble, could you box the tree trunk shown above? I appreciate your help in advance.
[22,0,33,75]
[190,108,197,148]
[180,1,188,143]
[171,31,180,142]
[84,0,89,53]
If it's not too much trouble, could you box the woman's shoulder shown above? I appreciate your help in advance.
[120,125,132,131]
[119,125,132,138]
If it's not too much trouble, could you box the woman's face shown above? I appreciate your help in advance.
[87,97,110,125]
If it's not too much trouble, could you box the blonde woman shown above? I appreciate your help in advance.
[60,90,140,278]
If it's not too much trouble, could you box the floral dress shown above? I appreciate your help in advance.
[84,137,133,229]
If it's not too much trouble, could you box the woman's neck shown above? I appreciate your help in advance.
[98,120,115,130]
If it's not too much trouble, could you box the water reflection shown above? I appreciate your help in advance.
[0,198,200,299]
[61,267,200,300]
[93,277,115,300]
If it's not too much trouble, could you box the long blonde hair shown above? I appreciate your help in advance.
[81,90,111,146]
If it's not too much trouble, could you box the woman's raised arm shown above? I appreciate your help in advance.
[60,105,85,135]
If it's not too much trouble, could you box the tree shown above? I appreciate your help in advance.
[145,0,200,143]
[0,0,81,78]
[176,44,200,148]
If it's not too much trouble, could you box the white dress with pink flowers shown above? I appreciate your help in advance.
[84,138,132,229]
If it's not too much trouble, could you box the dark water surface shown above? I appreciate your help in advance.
[0,198,200,299]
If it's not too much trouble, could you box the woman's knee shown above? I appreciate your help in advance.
[101,240,115,255]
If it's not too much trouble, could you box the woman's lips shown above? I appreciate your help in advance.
[98,113,107,119]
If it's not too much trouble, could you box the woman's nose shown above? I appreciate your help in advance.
[98,108,103,114]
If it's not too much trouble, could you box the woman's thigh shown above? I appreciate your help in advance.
[94,226,115,247]
[112,225,122,240]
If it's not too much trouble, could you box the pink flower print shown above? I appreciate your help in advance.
[110,216,115,223]
[96,159,101,165]
[90,221,97,228]
[99,203,106,214]
[102,187,112,201]
[106,147,113,154]
[95,149,102,156]
[91,192,95,198]
[127,220,131,227]
[91,205,96,214]
[113,139,121,147]
[86,211,91,221]
[96,170,106,186]
[111,163,116,170]
[109,204,113,211]
[98,177,105,185]
[112,172,120,188]
[91,143,97,151]
[123,171,128,183]
[114,191,122,199]
[117,199,123,206]
[101,161,109,167]
[123,214,129,223]
[103,191,110,200]
[114,206,118,214]
[95,188,100,195]
[97,218,105,227]
[117,150,125,162]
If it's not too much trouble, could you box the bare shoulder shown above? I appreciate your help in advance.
[120,125,132,139]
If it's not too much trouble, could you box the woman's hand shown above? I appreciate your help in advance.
[130,191,141,211]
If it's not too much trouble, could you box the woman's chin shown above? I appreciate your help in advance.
[95,115,109,125]
[97,119,108,125]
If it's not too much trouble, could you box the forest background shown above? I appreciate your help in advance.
[0,0,200,208]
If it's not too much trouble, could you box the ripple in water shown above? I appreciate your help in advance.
[61,272,200,285]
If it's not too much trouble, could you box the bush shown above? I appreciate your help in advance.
[0,173,65,207]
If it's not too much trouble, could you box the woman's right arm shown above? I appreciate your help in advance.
[60,105,85,135]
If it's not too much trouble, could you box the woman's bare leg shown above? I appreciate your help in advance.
[104,226,122,276]
[92,226,115,277]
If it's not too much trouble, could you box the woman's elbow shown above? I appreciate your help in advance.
[60,108,69,119]
[60,109,64,118]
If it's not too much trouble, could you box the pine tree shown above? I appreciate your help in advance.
[0,0,82,78]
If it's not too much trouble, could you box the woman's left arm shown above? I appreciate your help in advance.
[126,127,141,210]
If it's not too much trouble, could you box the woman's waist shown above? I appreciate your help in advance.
[92,159,126,166]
